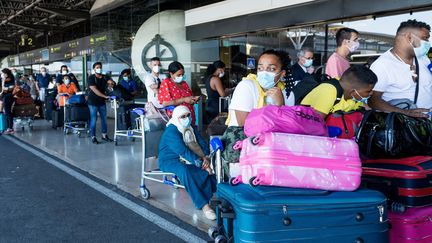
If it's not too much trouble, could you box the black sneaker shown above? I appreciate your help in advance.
[91,136,100,144]
[101,135,113,142]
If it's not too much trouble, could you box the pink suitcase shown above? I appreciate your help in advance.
[389,207,432,243]
[231,132,361,191]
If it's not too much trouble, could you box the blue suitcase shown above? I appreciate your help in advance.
[0,113,6,132]
[210,183,388,243]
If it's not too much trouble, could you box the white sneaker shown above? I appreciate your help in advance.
[203,208,216,220]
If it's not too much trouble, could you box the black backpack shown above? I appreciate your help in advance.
[291,74,344,105]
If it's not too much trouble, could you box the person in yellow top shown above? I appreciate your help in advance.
[301,65,378,117]
[57,74,78,107]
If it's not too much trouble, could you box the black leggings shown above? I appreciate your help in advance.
[2,93,14,129]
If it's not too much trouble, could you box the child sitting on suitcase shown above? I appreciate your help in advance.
[301,65,378,117]
[158,105,217,220]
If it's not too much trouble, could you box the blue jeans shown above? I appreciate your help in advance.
[88,104,107,137]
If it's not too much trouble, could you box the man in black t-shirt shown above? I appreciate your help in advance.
[87,62,113,144]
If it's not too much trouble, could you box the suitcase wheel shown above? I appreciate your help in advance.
[391,202,406,213]
[250,135,262,146]
[249,176,261,187]
[229,176,242,186]
[208,226,219,239]
[214,235,227,243]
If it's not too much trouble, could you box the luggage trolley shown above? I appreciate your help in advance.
[111,98,140,146]
[62,95,89,137]
[131,108,185,199]
[13,104,37,131]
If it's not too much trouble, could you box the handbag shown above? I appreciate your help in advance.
[244,105,328,137]
[356,110,432,159]
[325,110,364,139]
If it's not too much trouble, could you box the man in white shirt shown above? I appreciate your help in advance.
[369,19,431,118]
[144,57,166,108]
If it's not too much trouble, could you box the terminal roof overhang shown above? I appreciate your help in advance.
[0,0,94,44]
[185,0,432,40]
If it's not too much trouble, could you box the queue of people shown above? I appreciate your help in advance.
[0,18,430,223]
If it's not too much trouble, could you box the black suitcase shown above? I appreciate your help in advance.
[66,105,90,122]
[44,96,55,121]
[52,109,64,129]
[117,104,142,130]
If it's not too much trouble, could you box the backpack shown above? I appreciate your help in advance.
[292,74,344,105]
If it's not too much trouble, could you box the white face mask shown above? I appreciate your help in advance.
[174,76,184,83]
[64,79,70,85]
[218,71,225,78]
[41,71,46,76]
[95,68,102,74]
[347,40,360,53]
[152,65,160,73]
[62,70,68,75]
[1,73,6,79]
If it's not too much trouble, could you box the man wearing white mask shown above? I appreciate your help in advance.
[326,28,360,79]
[36,67,51,101]
[292,46,315,83]
[158,105,216,220]
[145,57,166,108]
[87,62,114,144]
[369,19,432,118]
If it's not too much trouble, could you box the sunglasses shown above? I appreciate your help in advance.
[180,113,191,119]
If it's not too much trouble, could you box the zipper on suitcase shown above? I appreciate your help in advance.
[378,205,384,223]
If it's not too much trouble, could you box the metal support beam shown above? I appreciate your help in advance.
[34,6,90,19]
[8,22,59,31]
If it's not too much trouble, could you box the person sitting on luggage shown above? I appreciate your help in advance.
[301,65,378,118]
[158,105,216,220]
[57,74,78,107]
[118,69,138,97]
[222,49,292,163]
[0,68,16,134]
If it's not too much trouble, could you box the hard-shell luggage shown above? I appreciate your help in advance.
[389,206,432,243]
[362,156,432,207]
[12,104,38,117]
[232,132,362,191]
[210,183,388,243]
[52,109,64,129]
[65,105,90,122]
[0,113,6,132]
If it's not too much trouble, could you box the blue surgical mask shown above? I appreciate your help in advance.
[123,76,129,82]
[412,38,431,58]
[179,117,191,128]
[95,68,102,74]
[174,75,184,83]
[257,71,279,90]
[303,59,313,68]
[352,89,370,103]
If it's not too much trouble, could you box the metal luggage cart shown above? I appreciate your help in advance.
[63,97,89,137]
[110,98,140,146]
[13,116,34,131]
[131,108,185,199]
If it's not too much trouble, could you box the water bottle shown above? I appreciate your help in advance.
[328,126,342,138]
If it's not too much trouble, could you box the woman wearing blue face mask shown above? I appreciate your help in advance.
[158,61,200,124]
[158,105,217,220]
[221,50,293,168]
